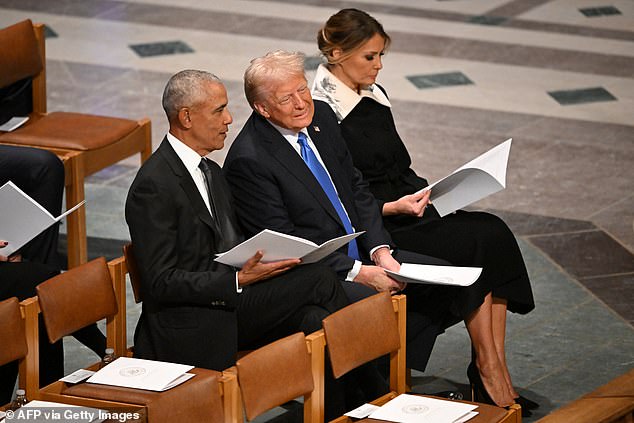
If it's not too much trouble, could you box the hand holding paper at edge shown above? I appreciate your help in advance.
[418,138,512,217]
[214,229,364,268]
[385,263,482,286]
[0,181,85,257]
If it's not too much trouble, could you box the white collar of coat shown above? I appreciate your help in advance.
[311,63,391,121]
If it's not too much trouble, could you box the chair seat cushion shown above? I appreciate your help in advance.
[0,112,139,150]
[62,367,224,423]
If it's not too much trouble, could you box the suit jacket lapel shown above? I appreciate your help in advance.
[254,116,345,229]
[158,139,217,232]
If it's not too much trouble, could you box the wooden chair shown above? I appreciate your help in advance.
[21,257,237,422]
[321,292,520,423]
[0,19,152,269]
[35,257,125,358]
[105,247,241,422]
[0,297,38,402]
[233,332,325,423]
[322,292,407,421]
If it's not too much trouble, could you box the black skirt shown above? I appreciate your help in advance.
[388,208,535,324]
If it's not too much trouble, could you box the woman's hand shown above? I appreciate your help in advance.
[382,189,431,217]
[0,240,7,262]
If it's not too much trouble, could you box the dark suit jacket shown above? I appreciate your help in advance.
[223,100,393,279]
[125,138,241,370]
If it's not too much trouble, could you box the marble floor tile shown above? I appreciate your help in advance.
[129,40,194,57]
[579,6,622,18]
[407,71,474,89]
[548,86,618,105]
[528,230,634,278]
[518,0,634,31]
[578,273,634,324]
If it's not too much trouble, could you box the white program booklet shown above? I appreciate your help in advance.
[0,116,29,132]
[368,394,478,423]
[385,264,482,286]
[420,138,512,217]
[86,357,195,392]
[0,181,85,257]
[214,229,364,268]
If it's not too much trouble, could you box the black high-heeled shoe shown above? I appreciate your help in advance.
[467,362,533,418]
[467,361,494,405]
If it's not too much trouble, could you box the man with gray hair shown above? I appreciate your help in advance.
[224,51,452,380]
[125,69,348,371]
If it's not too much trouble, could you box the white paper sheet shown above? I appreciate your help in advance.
[385,264,482,286]
[420,139,512,217]
[0,116,29,132]
[214,229,363,267]
[0,181,85,257]
[368,394,478,423]
[86,357,195,392]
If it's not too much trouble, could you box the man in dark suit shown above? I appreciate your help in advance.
[223,51,453,372]
[125,70,348,372]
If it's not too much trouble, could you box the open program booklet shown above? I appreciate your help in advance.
[214,229,363,268]
[420,138,512,217]
[0,181,84,257]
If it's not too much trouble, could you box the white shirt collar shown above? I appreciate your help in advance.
[268,121,311,153]
[310,63,391,121]
[166,132,206,172]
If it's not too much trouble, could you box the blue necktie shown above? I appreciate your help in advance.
[297,132,360,260]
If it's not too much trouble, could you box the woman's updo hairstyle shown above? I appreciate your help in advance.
[317,8,391,65]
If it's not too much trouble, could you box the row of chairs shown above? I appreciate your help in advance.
[0,19,152,269]
[0,248,413,423]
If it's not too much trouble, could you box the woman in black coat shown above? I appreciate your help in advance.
[312,8,537,411]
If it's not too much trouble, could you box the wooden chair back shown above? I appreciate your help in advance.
[322,293,407,393]
[234,332,325,423]
[318,293,406,423]
[123,243,143,304]
[35,257,117,345]
[0,19,46,115]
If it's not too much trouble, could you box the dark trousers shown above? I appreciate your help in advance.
[0,145,64,268]
[340,249,452,372]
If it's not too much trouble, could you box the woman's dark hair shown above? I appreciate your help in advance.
[317,8,391,65]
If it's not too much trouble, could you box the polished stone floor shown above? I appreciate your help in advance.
[1,0,633,421]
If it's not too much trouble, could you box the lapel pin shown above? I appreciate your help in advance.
[313,126,320,132]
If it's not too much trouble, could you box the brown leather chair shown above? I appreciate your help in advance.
[28,257,237,422]
[0,297,38,402]
[234,332,324,423]
[35,257,121,357]
[322,293,521,423]
[0,19,152,269]
[320,293,406,423]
